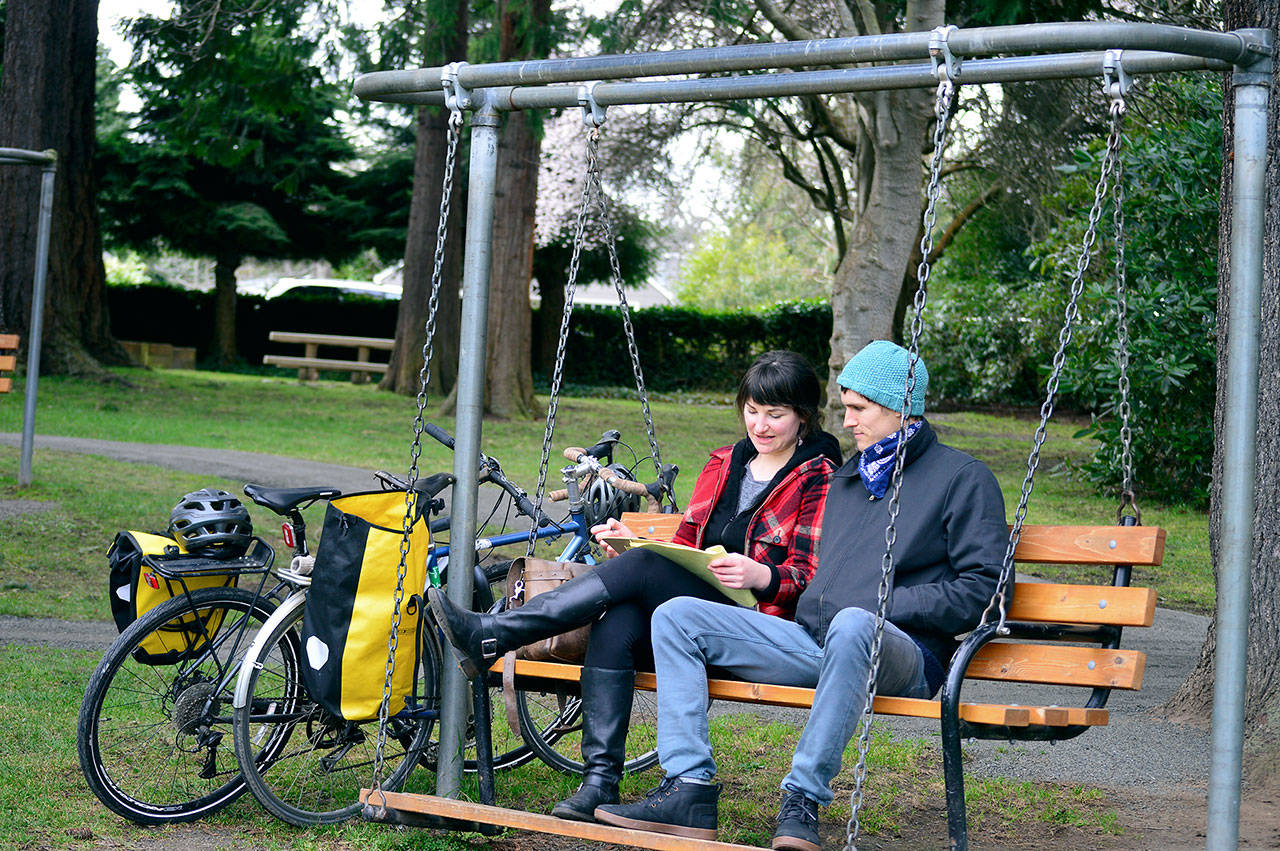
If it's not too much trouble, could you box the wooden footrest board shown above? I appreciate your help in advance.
[358,790,760,850]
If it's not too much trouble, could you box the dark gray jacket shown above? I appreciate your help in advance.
[794,419,1007,667]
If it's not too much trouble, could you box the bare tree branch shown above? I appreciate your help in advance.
[752,0,817,42]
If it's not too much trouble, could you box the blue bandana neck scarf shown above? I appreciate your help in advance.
[858,421,923,498]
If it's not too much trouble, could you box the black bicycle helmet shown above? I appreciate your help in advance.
[168,488,253,559]
[583,464,642,528]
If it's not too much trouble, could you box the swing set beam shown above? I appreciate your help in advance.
[356,21,1273,850]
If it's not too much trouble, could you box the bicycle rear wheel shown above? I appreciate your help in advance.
[78,585,277,824]
[232,602,435,826]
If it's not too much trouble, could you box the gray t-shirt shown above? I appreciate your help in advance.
[737,468,769,514]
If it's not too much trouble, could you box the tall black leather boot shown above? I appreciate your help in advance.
[551,667,635,821]
[427,572,612,677]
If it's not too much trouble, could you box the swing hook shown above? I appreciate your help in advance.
[1102,50,1131,114]
[929,25,961,87]
[441,61,473,114]
[578,82,608,131]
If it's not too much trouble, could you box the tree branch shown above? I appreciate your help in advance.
[752,0,817,42]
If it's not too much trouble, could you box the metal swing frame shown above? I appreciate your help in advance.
[0,147,57,487]
[356,20,1274,849]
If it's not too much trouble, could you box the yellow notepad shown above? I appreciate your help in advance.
[600,537,757,608]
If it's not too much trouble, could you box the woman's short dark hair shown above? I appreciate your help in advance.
[736,350,823,438]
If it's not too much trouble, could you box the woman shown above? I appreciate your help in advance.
[429,350,840,821]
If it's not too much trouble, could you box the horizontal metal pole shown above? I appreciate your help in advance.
[0,147,56,167]
[354,22,1260,100]
[368,51,1229,111]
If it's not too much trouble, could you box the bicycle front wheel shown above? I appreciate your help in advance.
[232,602,436,826]
[78,585,277,824]
[516,680,660,776]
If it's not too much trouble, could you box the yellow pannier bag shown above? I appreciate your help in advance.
[107,531,238,664]
[300,491,430,721]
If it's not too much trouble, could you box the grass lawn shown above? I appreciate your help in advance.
[0,648,1120,850]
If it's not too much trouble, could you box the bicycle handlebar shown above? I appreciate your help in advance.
[422,422,552,527]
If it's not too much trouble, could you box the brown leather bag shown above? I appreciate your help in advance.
[503,556,594,663]
[501,556,594,740]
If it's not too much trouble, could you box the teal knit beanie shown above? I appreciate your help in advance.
[837,340,928,416]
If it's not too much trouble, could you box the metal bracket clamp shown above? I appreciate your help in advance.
[1102,50,1132,107]
[578,82,607,128]
[441,61,473,112]
[929,25,961,84]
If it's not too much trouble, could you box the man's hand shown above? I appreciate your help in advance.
[707,553,771,590]
[590,517,635,559]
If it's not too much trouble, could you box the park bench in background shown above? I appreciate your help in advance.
[119,340,196,370]
[0,333,18,393]
[262,330,394,383]
[370,512,1164,850]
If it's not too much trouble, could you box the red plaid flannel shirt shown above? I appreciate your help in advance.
[672,446,833,618]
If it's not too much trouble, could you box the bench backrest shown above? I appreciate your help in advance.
[619,512,1162,693]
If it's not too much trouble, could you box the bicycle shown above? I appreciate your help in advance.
[420,425,679,779]
[76,533,289,824]
[230,427,676,826]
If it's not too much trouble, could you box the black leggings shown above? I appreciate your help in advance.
[585,547,738,671]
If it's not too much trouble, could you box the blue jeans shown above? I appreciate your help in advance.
[650,597,931,806]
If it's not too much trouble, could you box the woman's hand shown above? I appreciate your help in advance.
[590,518,635,559]
[706,553,772,591]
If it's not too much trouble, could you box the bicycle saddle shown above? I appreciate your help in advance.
[242,484,341,514]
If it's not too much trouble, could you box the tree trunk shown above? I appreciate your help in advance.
[0,0,125,376]
[211,251,241,365]
[381,104,464,397]
[477,0,551,420]
[381,0,468,398]
[824,0,943,417]
[1164,0,1280,788]
[483,108,540,419]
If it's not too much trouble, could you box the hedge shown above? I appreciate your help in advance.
[106,286,832,392]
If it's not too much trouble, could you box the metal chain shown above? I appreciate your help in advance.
[980,94,1127,633]
[527,125,601,556]
[370,107,463,807]
[844,72,956,851]
[1110,97,1139,525]
[587,130,666,490]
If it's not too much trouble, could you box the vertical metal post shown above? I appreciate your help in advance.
[1207,31,1271,850]
[436,98,502,799]
[19,159,56,488]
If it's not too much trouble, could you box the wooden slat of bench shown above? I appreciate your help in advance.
[1007,582,1156,627]
[496,659,1035,727]
[0,333,18,349]
[1024,706,1109,726]
[268,330,395,349]
[0,377,10,393]
[359,790,760,850]
[262,355,389,373]
[967,642,1145,690]
[1012,525,1165,566]
[620,514,1166,567]
[0,355,15,371]
[621,512,683,540]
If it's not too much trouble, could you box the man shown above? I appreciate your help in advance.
[594,340,1008,851]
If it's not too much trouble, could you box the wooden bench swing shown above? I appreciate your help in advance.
[358,42,1159,851]
[364,513,1164,850]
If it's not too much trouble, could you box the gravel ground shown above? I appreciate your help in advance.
[1,432,1217,794]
